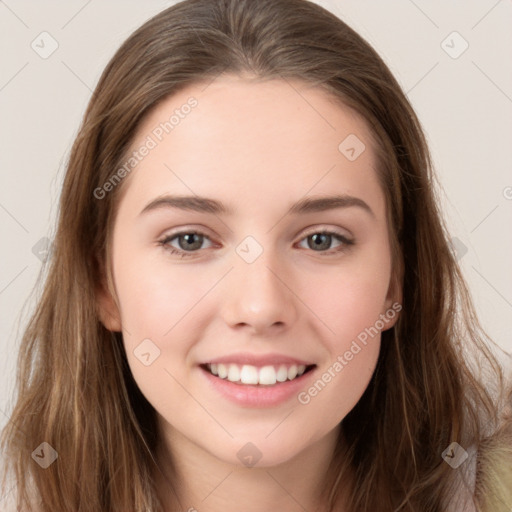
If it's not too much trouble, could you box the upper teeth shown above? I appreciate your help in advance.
[207,363,307,385]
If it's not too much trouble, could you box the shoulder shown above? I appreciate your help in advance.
[446,347,512,511]
[444,443,478,512]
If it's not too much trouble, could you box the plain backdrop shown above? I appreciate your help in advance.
[1,0,511,439]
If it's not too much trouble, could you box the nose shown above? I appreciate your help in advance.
[220,249,298,335]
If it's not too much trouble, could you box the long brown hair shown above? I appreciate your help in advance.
[1,0,511,510]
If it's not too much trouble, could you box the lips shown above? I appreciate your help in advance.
[200,359,317,407]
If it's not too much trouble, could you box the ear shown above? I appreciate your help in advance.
[382,269,402,330]
[96,282,122,332]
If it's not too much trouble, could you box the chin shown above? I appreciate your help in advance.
[207,431,324,469]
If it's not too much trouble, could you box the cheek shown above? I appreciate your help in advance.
[112,252,217,416]
[113,247,218,343]
[296,266,386,424]
[299,339,380,430]
[292,248,390,419]
[300,250,392,346]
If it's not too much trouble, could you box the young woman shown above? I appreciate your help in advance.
[1,0,511,511]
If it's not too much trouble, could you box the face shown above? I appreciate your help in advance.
[98,74,399,468]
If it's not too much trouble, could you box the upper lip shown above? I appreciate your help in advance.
[201,352,315,367]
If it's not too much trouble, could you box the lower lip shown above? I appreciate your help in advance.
[200,366,316,408]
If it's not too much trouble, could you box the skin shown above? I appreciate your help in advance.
[98,74,400,511]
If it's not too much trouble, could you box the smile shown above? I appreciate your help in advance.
[202,363,315,386]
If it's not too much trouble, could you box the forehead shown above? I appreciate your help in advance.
[117,74,383,217]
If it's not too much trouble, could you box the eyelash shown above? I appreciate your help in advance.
[157,228,355,258]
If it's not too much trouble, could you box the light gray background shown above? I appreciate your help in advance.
[1,1,511,437]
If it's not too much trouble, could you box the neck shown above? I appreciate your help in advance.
[153,423,345,512]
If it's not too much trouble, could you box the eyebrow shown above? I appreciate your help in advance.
[139,194,375,218]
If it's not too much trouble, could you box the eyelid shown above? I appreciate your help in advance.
[158,228,214,247]
[158,224,213,239]
[299,224,353,240]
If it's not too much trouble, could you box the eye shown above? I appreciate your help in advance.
[158,230,213,257]
[297,230,354,254]
[158,228,354,258]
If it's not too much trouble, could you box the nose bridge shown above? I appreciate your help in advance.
[221,240,297,332]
